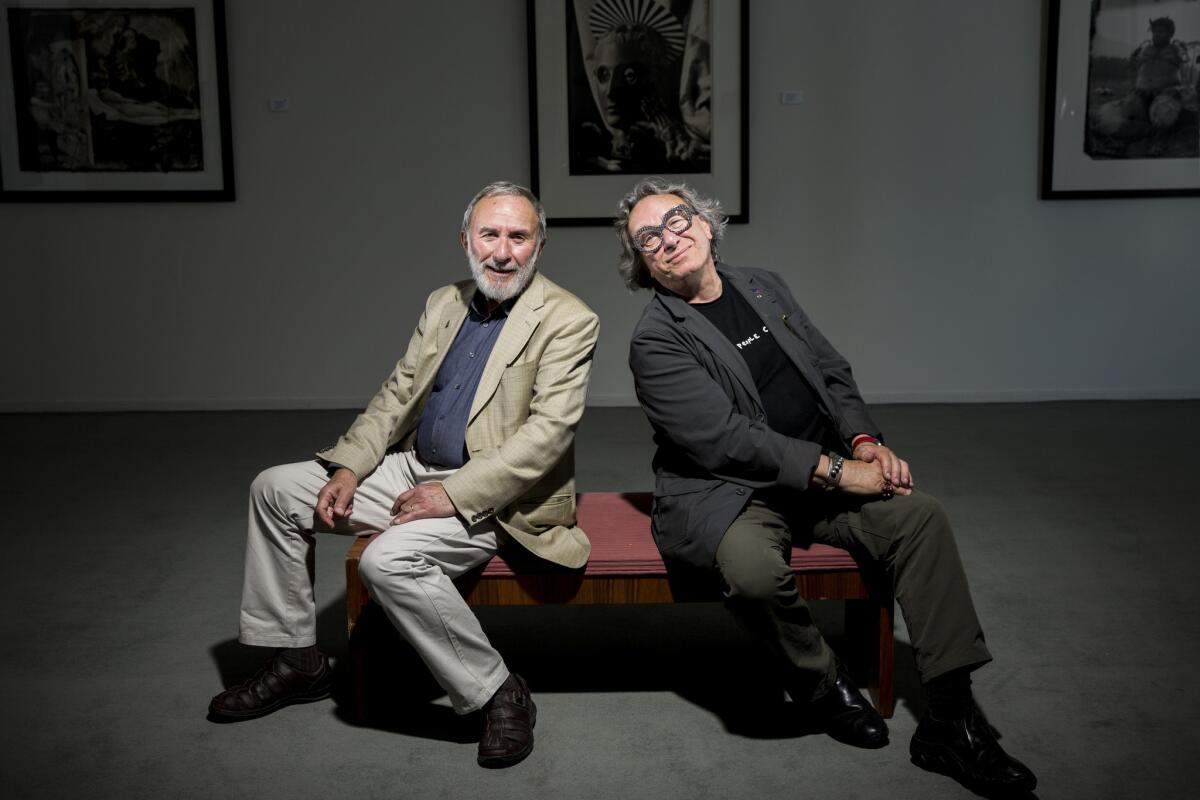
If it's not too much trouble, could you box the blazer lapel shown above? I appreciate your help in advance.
[467,272,545,423]
[406,282,471,403]
[723,267,838,418]
[434,283,473,356]
[655,287,762,406]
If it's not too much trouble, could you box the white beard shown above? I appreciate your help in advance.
[468,247,538,303]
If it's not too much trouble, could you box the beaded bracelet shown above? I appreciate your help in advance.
[824,454,845,491]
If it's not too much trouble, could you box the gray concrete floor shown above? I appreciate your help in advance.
[1,402,1196,799]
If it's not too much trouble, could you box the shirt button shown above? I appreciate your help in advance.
[454,383,461,389]
[439,414,445,420]
[469,352,475,358]
[483,322,489,328]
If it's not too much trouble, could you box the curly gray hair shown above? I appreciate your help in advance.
[613,177,727,290]
[461,181,547,246]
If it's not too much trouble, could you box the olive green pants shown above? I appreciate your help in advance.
[715,490,992,701]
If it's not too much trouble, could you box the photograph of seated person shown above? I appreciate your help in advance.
[1085,8,1200,158]
[1130,16,1190,119]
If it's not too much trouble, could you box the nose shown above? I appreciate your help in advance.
[493,237,512,264]
[660,228,682,251]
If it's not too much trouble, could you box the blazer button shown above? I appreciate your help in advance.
[735,488,746,496]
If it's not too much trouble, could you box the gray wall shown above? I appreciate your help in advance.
[2,0,1197,411]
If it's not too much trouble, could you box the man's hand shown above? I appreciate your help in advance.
[813,455,914,499]
[838,458,914,498]
[391,482,456,525]
[852,443,914,491]
[316,468,358,528]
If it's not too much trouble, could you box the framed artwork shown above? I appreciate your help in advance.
[0,0,234,201]
[528,0,748,223]
[1042,0,1200,199]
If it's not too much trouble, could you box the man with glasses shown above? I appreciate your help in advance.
[615,177,1036,795]
[209,182,599,769]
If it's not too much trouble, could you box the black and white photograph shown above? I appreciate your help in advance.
[566,0,711,175]
[1043,0,1200,197]
[0,0,233,200]
[1084,0,1200,160]
[529,0,746,222]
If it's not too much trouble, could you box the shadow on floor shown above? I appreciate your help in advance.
[325,600,924,743]
[208,590,354,699]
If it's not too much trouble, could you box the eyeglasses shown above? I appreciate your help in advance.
[631,204,695,254]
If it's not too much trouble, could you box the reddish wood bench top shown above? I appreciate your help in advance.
[473,491,858,577]
[345,490,893,717]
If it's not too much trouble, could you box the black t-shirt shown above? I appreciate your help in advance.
[693,278,839,450]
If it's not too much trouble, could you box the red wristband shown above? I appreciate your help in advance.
[851,435,880,450]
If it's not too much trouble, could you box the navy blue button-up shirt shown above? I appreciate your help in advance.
[414,294,511,468]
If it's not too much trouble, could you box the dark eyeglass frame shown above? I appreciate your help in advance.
[632,204,695,254]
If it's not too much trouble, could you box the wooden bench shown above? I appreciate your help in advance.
[345,491,894,718]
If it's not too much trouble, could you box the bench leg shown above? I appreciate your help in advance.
[349,616,370,725]
[846,597,895,718]
[346,538,373,724]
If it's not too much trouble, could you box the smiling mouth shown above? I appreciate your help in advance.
[665,245,690,264]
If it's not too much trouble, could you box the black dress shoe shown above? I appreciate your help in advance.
[910,702,1037,795]
[208,652,332,721]
[810,666,889,749]
[478,673,537,768]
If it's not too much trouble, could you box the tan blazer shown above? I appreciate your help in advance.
[317,272,599,568]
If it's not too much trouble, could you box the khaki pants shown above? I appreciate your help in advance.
[238,451,508,713]
[716,490,992,700]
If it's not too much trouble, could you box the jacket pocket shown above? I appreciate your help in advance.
[652,478,719,556]
[509,492,574,530]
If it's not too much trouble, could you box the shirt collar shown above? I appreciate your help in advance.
[469,291,515,322]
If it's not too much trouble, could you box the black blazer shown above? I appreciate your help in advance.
[628,264,881,570]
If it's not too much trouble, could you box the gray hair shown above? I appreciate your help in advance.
[613,177,727,290]
[461,181,548,246]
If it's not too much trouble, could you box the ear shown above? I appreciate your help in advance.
[459,230,468,254]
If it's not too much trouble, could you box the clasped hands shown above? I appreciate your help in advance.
[315,467,455,528]
[826,444,915,499]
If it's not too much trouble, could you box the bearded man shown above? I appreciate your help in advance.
[209,182,599,769]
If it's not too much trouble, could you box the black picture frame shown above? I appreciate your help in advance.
[0,0,234,201]
[528,0,748,224]
[1042,0,1200,199]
